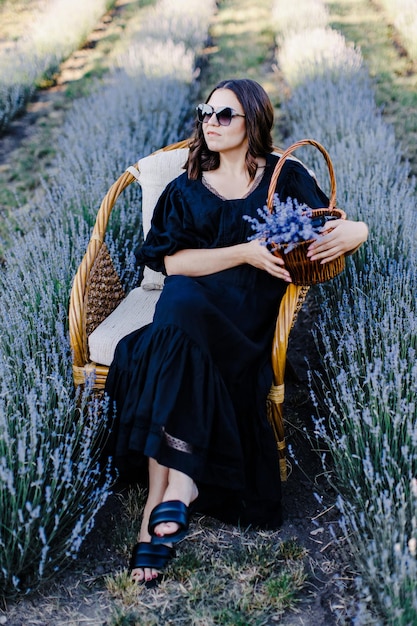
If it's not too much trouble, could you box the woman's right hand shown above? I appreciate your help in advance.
[243,240,292,282]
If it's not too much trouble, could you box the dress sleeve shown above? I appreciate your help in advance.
[134,179,196,275]
[277,160,329,209]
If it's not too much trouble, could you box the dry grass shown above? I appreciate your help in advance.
[0,477,320,625]
[0,0,48,40]
[103,485,309,626]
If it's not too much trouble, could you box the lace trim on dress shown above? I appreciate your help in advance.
[163,429,193,454]
[201,167,266,201]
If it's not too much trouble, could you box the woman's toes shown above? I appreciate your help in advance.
[131,567,145,582]
[154,521,179,538]
[131,566,158,582]
[144,567,155,582]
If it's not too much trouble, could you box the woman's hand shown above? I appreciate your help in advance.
[306,219,368,264]
[243,240,292,282]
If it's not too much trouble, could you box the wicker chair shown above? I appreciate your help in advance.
[69,139,309,481]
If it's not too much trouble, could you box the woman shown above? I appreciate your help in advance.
[105,78,368,586]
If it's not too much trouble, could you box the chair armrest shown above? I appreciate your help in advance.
[69,169,137,369]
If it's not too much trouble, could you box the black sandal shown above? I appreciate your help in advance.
[130,542,175,588]
[148,500,190,545]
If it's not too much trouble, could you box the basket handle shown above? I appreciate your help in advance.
[267,139,337,212]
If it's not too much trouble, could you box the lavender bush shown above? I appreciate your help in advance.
[0,0,116,133]
[0,211,113,596]
[0,0,215,598]
[50,0,213,282]
[273,0,417,623]
[272,0,327,36]
[0,49,42,132]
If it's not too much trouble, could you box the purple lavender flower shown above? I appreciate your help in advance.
[244,195,319,252]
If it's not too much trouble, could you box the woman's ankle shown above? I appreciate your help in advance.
[139,496,161,542]
[162,470,198,507]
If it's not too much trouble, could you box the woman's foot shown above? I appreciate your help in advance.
[148,500,191,545]
[151,469,198,540]
[130,466,198,583]
[131,499,169,584]
[130,542,174,588]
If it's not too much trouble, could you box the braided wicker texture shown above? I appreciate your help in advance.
[84,243,126,338]
[69,139,189,387]
[267,139,346,286]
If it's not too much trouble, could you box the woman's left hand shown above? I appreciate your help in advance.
[306,219,368,264]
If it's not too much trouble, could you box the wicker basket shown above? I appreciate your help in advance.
[267,139,346,286]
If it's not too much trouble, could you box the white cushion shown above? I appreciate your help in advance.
[88,287,161,366]
[137,147,189,289]
[88,148,188,366]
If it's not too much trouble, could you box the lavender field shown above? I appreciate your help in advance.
[274,1,417,621]
[0,0,215,601]
[1,0,417,623]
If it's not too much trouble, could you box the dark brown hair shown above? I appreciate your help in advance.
[186,78,274,181]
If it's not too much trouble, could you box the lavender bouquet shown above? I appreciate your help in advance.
[244,194,319,253]
[245,194,346,285]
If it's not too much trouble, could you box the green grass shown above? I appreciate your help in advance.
[104,486,309,625]
[200,0,282,109]
[325,0,417,178]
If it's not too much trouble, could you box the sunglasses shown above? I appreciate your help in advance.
[196,103,246,126]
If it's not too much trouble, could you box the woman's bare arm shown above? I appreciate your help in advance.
[164,240,292,282]
[164,219,368,279]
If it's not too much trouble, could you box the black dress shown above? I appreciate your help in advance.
[105,153,328,528]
